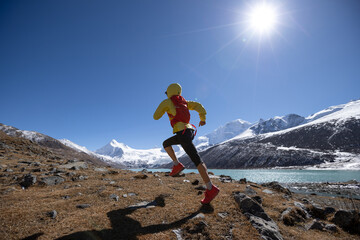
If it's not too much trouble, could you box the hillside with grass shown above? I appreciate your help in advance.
[1,131,360,240]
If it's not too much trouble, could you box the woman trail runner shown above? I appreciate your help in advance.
[153,83,219,204]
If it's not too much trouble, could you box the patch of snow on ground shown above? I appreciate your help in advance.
[305,152,360,170]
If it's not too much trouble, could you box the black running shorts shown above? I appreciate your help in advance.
[163,129,203,167]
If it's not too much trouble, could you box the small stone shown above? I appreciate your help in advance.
[239,178,247,184]
[195,185,207,191]
[59,162,88,170]
[261,182,291,195]
[245,185,257,196]
[4,169,13,172]
[262,189,274,194]
[110,194,119,201]
[40,176,65,186]
[62,195,70,200]
[173,229,183,240]
[47,210,57,219]
[306,219,324,231]
[128,192,137,197]
[219,175,232,183]
[76,204,90,209]
[325,224,338,232]
[134,174,148,179]
[122,194,128,198]
[192,213,205,219]
[109,181,116,185]
[127,201,151,209]
[183,179,190,183]
[192,180,200,185]
[20,174,37,188]
[218,212,229,218]
[251,196,263,205]
[324,207,336,215]
[94,168,108,172]
[66,172,76,177]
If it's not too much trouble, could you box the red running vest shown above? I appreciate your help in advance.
[167,95,191,128]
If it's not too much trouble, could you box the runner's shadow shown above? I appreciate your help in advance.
[56,195,212,240]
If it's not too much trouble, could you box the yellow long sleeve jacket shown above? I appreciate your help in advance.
[153,98,207,133]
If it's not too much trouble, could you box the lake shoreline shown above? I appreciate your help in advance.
[131,168,360,200]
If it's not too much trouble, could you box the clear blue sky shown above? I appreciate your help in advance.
[1,0,359,151]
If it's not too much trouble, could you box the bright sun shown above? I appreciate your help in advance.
[248,3,278,34]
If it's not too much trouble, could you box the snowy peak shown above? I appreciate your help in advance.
[305,99,360,124]
[0,123,65,149]
[109,139,131,150]
[194,118,252,149]
[59,139,92,155]
[0,123,47,143]
[251,114,305,135]
[94,139,175,168]
[96,139,128,158]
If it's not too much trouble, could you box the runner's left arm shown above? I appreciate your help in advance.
[187,101,206,122]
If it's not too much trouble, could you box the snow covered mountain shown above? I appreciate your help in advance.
[95,139,177,168]
[250,114,305,135]
[194,119,252,150]
[194,114,306,150]
[167,99,360,169]
[59,139,115,163]
[0,123,119,168]
[0,123,67,149]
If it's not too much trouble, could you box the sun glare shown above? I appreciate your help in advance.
[248,3,278,34]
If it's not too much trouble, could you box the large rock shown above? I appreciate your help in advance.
[245,185,257,196]
[248,215,284,240]
[280,207,306,226]
[308,204,327,220]
[40,176,65,186]
[294,201,311,219]
[234,192,270,221]
[234,192,283,240]
[59,162,88,170]
[306,219,325,231]
[261,182,292,195]
[332,210,360,234]
[20,174,37,188]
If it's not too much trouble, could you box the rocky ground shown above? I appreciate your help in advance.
[1,132,360,240]
[284,181,360,200]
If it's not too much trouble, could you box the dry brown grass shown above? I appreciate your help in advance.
[1,132,360,240]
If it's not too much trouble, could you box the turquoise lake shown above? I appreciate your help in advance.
[131,169,360,183]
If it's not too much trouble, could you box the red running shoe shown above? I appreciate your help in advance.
[201,185,220,204]
[169,163,185,176]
